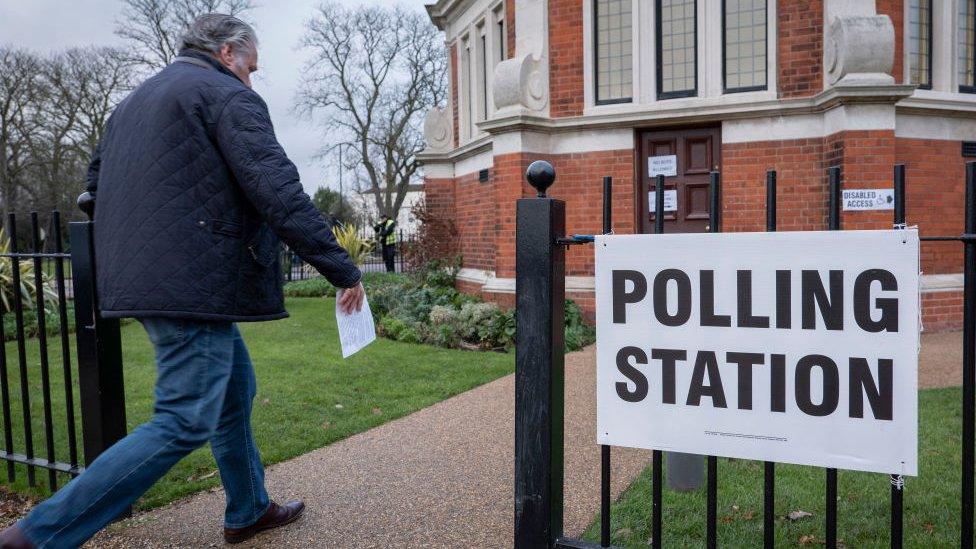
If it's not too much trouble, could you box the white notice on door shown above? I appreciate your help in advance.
[648,155,678,177]
[648,190,678,212]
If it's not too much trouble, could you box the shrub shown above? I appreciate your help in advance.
[564,299,596,352]
[332,223,374,265]
[283,277,336,298]
[403,198,458,271]
[0,229,59,315]
[378,315,421,344]
[281,259,591,354]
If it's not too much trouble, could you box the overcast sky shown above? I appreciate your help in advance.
[0,0,430,195]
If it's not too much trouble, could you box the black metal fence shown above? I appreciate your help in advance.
[514,160,976,548]
[0,198,126,494]
[281,228,418,281]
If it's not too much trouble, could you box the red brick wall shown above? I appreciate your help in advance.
[923,291,964,332]
[723,138,828,232]
[876,0,904,83]
[897,138,968,275]
[828,130,897,231]
[546,150,637,275]
[455,170,498,271]
[723,130,898,233]
[549,0,584,117]
[778,0,823,98]
[423,176,458,257]
[433,135,969,331]
[449,43,459,148]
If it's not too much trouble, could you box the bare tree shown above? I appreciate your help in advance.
[27,48,135,214]
[0,47,42,216]
[115,0,254,69]
[296,2,446,220]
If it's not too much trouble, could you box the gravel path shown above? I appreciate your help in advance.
[91,346,650,548]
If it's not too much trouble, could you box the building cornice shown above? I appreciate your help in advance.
[420,85,932,164]
[417,134,493,165]
[476,85,916,136]
[426,0,471,30]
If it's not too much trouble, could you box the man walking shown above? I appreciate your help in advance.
[0,14,364,548]
[373,214,397,272]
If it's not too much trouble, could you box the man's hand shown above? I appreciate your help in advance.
[337,282,365,315]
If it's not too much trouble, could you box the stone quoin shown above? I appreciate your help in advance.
[420,0,976,332]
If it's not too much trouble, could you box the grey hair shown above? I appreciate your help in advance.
[179,14,258,57]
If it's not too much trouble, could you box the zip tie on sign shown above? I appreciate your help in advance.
[890,474,905,490]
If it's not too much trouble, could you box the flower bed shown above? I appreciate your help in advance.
[283,261,595,352]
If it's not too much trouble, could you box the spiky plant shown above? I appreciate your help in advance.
[0,228,60,315]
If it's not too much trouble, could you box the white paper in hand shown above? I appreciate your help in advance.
[335,290,376,358]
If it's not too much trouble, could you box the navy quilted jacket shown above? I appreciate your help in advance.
[86,50,361,322]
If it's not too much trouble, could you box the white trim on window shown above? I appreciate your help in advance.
[904,0,976,102]
[582,0,776,116]
[453,1,507,146]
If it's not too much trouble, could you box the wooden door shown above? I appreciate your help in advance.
[639,126,721,233]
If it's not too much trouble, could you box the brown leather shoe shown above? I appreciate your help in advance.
[0,524,34,549]
[223,500,305,544]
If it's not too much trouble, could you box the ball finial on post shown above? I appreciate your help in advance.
[77,191,95,220]
[525,160,556,198]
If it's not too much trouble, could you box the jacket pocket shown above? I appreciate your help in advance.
[246,227,279,269]
[211,219,243,238]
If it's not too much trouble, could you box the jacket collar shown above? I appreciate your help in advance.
[175,48,245,85]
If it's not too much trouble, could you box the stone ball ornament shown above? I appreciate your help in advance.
[77,191,95,219]
[526,160,556,197]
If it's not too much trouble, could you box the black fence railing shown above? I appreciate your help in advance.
[281,229,418,282]
[0,199,127,494]
[514,160,976,549]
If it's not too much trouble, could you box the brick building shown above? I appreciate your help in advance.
[419,0,976,331]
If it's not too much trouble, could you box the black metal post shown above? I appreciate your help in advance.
[828,166,841,231]
[890,164,906,549]
[652,450,662,549]
[515,161,565,549]
[655,174,665,235]
[963,161,976,549]
[652,173,665,549]
[764,169,777,549]
[894,164,906,227]
[0,269,12,483]
[600,445,611,548]
[52,212,79,471]
[30,212,57,490]
[706,171,720,549]
[70,193,127,468]
[709,171,721,233]
[8,214,36,486]
[826,166,841,549]
[600,175,612,548]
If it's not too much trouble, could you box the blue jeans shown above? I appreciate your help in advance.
[20,319,270,548]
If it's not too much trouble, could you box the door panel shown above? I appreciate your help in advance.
[640,126,721,233]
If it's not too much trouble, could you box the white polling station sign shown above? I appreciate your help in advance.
[595,230,920,475]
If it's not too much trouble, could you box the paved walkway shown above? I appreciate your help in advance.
[94,346,651,548]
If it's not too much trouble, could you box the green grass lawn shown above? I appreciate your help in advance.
[0,297,514,510]
[582,387,964,547]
